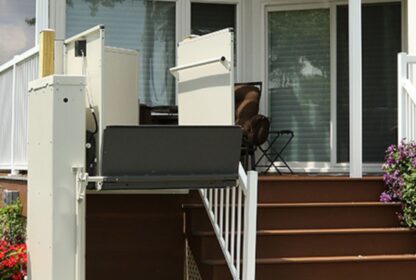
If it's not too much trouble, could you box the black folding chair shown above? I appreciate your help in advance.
[255,130,294,174]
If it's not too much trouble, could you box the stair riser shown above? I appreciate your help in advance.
[186,205,401,231]
[259,180,385,203]
[198,232,416,259]
[210,260,416,280]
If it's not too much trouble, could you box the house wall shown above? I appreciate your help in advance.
[0,177,27,215]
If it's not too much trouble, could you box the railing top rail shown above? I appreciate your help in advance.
[64,25,104,45]
[238,163,248,195]
[0,46,39,73]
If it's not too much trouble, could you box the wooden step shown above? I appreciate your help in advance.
[184,178,415,279]
[203,254,416,280]
[184,202,401,231]
[258,176,384,203]
[193,228,416,259]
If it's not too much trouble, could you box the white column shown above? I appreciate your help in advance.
[9,62,17,175]
[242,170,258,280]
[408,1,416,55]
[407,0,416,85]
[35,0,49,42]
[349,0,362,178]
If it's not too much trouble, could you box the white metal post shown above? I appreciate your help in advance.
[407,1,416,84]
[10,61,17,175]
[242,171,258,280]
[349,0,362,178]
[398,53,407,142]
[35,0,49,43]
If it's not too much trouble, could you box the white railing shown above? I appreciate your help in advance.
[398,53,416,142]
[199,163,258,280]
[0,46,39,174]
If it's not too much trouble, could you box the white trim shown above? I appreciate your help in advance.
[266,3,330,11]
[35,0,49,42]
[263,161,382,174]
[348,0,362,178]
[407,0,416,83]
[330,2,337,167]
[10,64,16,175]
[259,3,267,115]
[50,0,67,40]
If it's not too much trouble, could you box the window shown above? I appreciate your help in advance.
[336,2,401,163]
[268,8,331,162]
[0,0,35,64]
[191,3,237,67]
[191,3,236,36]
[66,0,176,106]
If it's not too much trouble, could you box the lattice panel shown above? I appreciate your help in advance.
[186,241,202,280]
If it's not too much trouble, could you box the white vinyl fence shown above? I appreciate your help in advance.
[0,47,39,174]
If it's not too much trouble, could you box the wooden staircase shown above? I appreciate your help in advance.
[183,176,416,279]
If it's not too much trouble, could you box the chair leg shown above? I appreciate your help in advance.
[250,148,256,171]
[245,148,249,170]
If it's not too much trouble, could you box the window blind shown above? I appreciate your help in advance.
[66,0,176,106]
[191,3,235,36]
[268,9,331,162]
[336,3,401,163]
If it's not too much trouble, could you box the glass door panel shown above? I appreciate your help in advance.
[268,9,331,162]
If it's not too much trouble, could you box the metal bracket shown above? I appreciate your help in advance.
[73,166,88,201]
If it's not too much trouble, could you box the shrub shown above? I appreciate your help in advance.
[0,200,27,280]
[381,140,416,227]
[0,241,27,280]
[0,200,26,244]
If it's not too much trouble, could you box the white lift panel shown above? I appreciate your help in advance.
[27,75,86,280]
[173,29,234,126]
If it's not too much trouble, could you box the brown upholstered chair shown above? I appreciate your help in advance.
[235,82,270,170]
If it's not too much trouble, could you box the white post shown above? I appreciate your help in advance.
[242,171,258,280]
[9,61,17,176]
[349,0,362,178]
[407,1,416,83]
[35,0,49,43]
[398,53,407,142]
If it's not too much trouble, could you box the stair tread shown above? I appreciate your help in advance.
[194,227,415,236]
[258,176,383,182]
[183,202,400,209]
[257,202,399,208]
[202,254,416,265]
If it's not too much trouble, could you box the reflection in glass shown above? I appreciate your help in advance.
[268,9,330,162]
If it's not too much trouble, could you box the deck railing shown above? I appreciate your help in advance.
[398,53,416,142]
[0,47,39,174]
[199,163,258,280]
